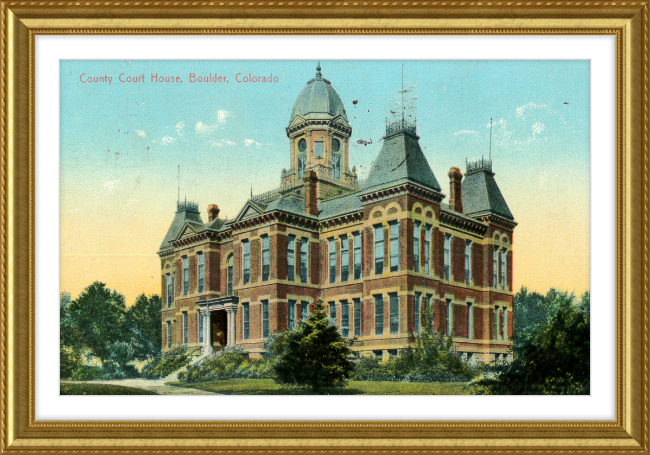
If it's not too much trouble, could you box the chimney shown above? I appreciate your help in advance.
[208,204,220,221]
[304,170,318,216]
[448,167,463,213]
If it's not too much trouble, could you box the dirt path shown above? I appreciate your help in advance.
[62,379,217,395]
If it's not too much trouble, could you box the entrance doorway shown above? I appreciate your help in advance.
[211,310,228,348]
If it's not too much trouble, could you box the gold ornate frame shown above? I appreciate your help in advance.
[1,3,648,453]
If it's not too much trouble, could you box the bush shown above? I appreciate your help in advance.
[71,365,105,381]
[141,347,190,379]
[181,348,275,383]
[60,345,83,379]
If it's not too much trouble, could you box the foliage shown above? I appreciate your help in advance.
[59,345,83,379]
[141,346,191,379]
[273,300,354,393]
[477,289,590,395]
[126,294,163,361]
[180,348,275,382]
[71,365,105,381]
[66,282,128,363]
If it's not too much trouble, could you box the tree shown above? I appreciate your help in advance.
[274,300,353,393]
[479,290,590,394]
[126,294,162,360]
[67,282,128,364]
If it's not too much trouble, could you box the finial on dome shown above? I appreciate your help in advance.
[316,61,322,78]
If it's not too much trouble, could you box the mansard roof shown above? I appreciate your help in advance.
[159,201,204,251]
[363,126,441,194]
[317,192,363,219]
[462,166,514,221]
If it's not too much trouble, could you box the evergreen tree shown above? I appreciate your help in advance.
[126,294,162,360]
[274,299,353,393]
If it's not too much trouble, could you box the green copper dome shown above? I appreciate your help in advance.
[289,63,350,127]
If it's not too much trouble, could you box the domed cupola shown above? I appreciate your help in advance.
[288,63,350,128]
[282,62,357,200]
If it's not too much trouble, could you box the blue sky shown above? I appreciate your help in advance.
[60,60,590,303]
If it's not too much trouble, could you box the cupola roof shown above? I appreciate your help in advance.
[289,62,350,127]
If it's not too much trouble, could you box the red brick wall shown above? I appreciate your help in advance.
[403,218,412,271]
[320,240,328,284]
[507,250,513,291]
[276,234,288,280]
[474,307,484,339]
[472,243,484,287]
[310,240,320,285]
[454,303,468,337]
[433,228,444,277]
[207,250,220,293]
[175,258,182,296]
[362,297,374,336]
[250,238,261,283]
[189,254,197,294]
[451,236,465,284]
[488,308,495,339]
[363,226,373,275]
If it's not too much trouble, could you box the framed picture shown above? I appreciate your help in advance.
[2,2,648,453]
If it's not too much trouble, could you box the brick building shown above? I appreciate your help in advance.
[158,63,516,363]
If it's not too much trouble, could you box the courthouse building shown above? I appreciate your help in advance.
[158,63,517,362]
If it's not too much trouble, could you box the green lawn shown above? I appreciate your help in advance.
[60,383,158,395]
[169,379,474,395]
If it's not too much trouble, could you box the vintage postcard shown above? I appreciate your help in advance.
[59,60,590,395]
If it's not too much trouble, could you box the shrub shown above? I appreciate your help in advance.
[181,348,275,383]
[71,365,105,381]
[141,347,190,379]
[60,345,83,379]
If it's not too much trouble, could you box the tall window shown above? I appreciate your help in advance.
[166,321,172,348]
[424,225,431,275]
[500,309,506,339]
[341,300,349,338]
[374,225,384,274]
[374,295,384,335]
[301,301,309,321]
[314,141,324,159]
[465,240,472,285]
[446,299,453,336]
[354,298,361,337]
[493,246,498,288]
[353,232,362,280]
[414,292,421,335]
[182,312,188,345]
[389,293,399,334]
[300,237,308,283]
[332,154,341,179]
[198,253,205,292]
[261,235,270,282]
[288,300,296,330]
[467,302,473,339]
[444,234,451,280]
[502,309,507,339]
[198,312,203,343]
[493,306,499,340]
[341,235,349,282]
[183,257,189,295]
[390,222,399,272]
[297,155,306,178]
[166,274,173,307]
[242,241,250,285]
[227,254,233,295]
[262,300,269,339]
[287,235,295,281]
[329,238,336,284]
[413,221,420,272]
[329,302,336,326]
[501,248,506,290]
[243,303,250,339]
[425,294,432,331]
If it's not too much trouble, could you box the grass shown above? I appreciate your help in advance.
[169,379,474,395]
[60,383,158,395]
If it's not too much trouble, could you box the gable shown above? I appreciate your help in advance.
[234,200,266,222]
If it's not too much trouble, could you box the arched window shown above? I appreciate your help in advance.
[332,154,341,179]
[226,254,233,295]
[297,155,306,179]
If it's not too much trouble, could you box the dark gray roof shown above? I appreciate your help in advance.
[318,192,363,219]
[363,131,441,193]
[462,169,514,221]
[159,207,204,250]
[289,64,349,127]
[264,194,309,217]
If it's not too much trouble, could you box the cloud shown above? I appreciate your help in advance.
[195,110,234,136]
[244,139,262,147]
[175,121,185,138]
[531,121,546,135]
[161,136,175,145]
[103,179,119,192]
[454,130,479,136]
[134,130,146,138]
[209,139,237,147]
[516,101,550,119]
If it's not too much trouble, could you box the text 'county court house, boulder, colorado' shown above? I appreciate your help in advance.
[158,63,517,363]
